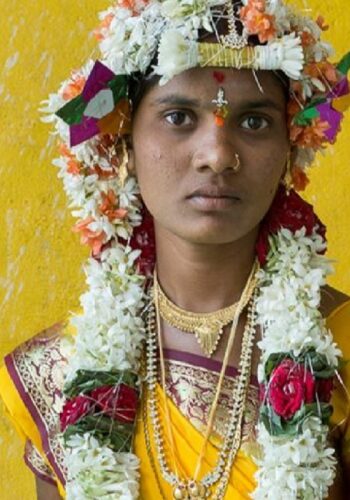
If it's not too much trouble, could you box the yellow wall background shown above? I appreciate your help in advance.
[0,0,349,498]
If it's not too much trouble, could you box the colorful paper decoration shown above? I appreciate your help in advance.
[293,53,350,143]
[56,61,131,146]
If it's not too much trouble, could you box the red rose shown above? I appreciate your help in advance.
[60,395,92,431]
[91,384,138,423]
[129,207,155,276]
[316,377,334,403]
[256,186,326,266]
[268,359,316,419]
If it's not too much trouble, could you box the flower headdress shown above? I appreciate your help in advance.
[40,1,349,498]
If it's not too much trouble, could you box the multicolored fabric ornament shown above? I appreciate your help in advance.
[56,60,131,146]
[293,52,350,143]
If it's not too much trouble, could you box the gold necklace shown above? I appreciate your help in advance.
[155,276,254,358]
[144,263,258,499]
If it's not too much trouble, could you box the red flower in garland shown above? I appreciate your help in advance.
[91,384,138,423]
[267,359,315,419]
[130,206,156,276]
[60,395,92,431]
[316,377,334,403]
[256,185,326,266]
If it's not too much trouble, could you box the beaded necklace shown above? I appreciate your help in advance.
[144,265,258,499]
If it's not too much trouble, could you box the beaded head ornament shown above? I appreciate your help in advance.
[41,1,349,499]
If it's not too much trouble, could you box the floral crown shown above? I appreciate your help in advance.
[44,0,350,193]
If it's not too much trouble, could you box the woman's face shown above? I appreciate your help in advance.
[131,67,290,245]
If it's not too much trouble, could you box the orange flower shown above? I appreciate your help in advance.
[304,61,338,86]
[316,15,329,31]
[291,166,310,191]
[99,190,128,222]
[300,30,315,48]
[59,143,74,159]
[290,118,330,148]
[90,165,118,180]
[67,159,82,175]
[62,75,86,101]
[290,81,307,105]
[287,98,302,119]
[73,217,106,255]
[119,0,135,9]
[118,0,149,14]
[240,0,276,43]
[93,13,114,41]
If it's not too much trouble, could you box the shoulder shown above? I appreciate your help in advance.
[1,322,69,485]
[320,285,350,319]
[3,321,68,416]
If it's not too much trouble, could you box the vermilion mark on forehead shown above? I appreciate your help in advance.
[213,71,225,84]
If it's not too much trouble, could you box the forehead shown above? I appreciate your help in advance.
[144,67,288,108]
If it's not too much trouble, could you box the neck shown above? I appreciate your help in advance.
[155,226,258,313]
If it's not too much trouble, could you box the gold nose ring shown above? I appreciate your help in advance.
[232,153,241,173]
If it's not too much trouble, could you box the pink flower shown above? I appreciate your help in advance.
[267,359,316,420]
[60,395,92,431]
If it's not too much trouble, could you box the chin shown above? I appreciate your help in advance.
[175,221,248,246]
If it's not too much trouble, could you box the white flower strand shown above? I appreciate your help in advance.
[254,227,340,499]
[65,434,140,499]
[253,420,336,500]
[42,67,146,498]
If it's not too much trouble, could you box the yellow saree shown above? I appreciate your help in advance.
[1,301,350,499]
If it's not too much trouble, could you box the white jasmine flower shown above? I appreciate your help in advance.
[156,30,199,84]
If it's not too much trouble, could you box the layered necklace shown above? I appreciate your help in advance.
[144,262,259,499]
[155,278,240,358]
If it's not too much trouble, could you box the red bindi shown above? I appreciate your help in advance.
[213,71,225,84]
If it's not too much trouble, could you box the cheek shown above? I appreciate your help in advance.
[132,140,179,216]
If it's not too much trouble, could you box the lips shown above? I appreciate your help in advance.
[187,185,241,200]
[187,184,241,211]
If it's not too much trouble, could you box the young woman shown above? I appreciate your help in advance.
[1,1,350,499]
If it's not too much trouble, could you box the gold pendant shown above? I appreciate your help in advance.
[195,323,223,358]
[155,278,239,358]
[173,481,207,499]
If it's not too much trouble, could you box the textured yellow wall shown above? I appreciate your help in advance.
[0,1,349,498]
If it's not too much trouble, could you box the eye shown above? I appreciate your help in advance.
[241,116,269,130]
[164,111,193,126]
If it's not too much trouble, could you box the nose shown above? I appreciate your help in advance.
[192,124,239,175]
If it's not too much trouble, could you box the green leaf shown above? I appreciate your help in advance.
[337,52,350,75]
[109,75,128,104]
[63,415,134,453]
[56,95,86,125]
[64,369,139,398]
[259,402,333,437]
[264,353,290,380]
[293,106,320,126]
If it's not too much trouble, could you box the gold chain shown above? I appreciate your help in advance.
[144,263,259,499]
[156,279,244,358]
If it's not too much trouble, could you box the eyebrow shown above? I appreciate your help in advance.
[152,94,201,108]
[152,93,285,113]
